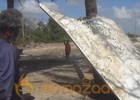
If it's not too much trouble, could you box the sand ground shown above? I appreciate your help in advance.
[20,43,94,100]
[19,43,140,100]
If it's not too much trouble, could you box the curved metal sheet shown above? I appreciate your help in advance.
[39,3,140,100]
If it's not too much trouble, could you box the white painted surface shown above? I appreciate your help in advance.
[39,3,140,100]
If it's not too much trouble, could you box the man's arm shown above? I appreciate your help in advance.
[1,46,16,100]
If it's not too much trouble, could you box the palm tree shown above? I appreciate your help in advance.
[85,0,97,19]
[7,0,23,9]
[7,0,14,9]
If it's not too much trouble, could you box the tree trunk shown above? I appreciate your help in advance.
[85,0,97,19]
[7,0,14,9]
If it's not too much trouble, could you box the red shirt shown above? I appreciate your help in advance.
[65,44,71,53]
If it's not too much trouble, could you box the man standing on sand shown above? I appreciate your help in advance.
[64,40,71,59]
[0,9,22,100]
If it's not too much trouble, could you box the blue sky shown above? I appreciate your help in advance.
[0,0,140,34]
[98,0,138,8]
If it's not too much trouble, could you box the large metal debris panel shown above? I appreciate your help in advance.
[39,3,140,100]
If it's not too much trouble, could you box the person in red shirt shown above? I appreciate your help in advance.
[64,40,71,59]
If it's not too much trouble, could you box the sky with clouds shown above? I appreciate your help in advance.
[0,0,140,34]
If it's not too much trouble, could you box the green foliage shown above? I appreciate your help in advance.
[126,32,140,42]
[46,18,70,42]
[16,18,71,45]
[127,32,137,38]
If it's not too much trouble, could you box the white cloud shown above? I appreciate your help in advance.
[98,5,140,34]
[113,6,131,19]
[17,0,60,15]
[18,0,42,14]
[66,0,84,5]
[41,2,60,12]
[135,3,140,8]
[111,5,140,33]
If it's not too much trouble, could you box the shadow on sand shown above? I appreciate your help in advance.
[20,56,119,100]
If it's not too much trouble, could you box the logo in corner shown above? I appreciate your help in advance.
[15,74,33,96]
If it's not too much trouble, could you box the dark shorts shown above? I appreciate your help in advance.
[66,52,70,55]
